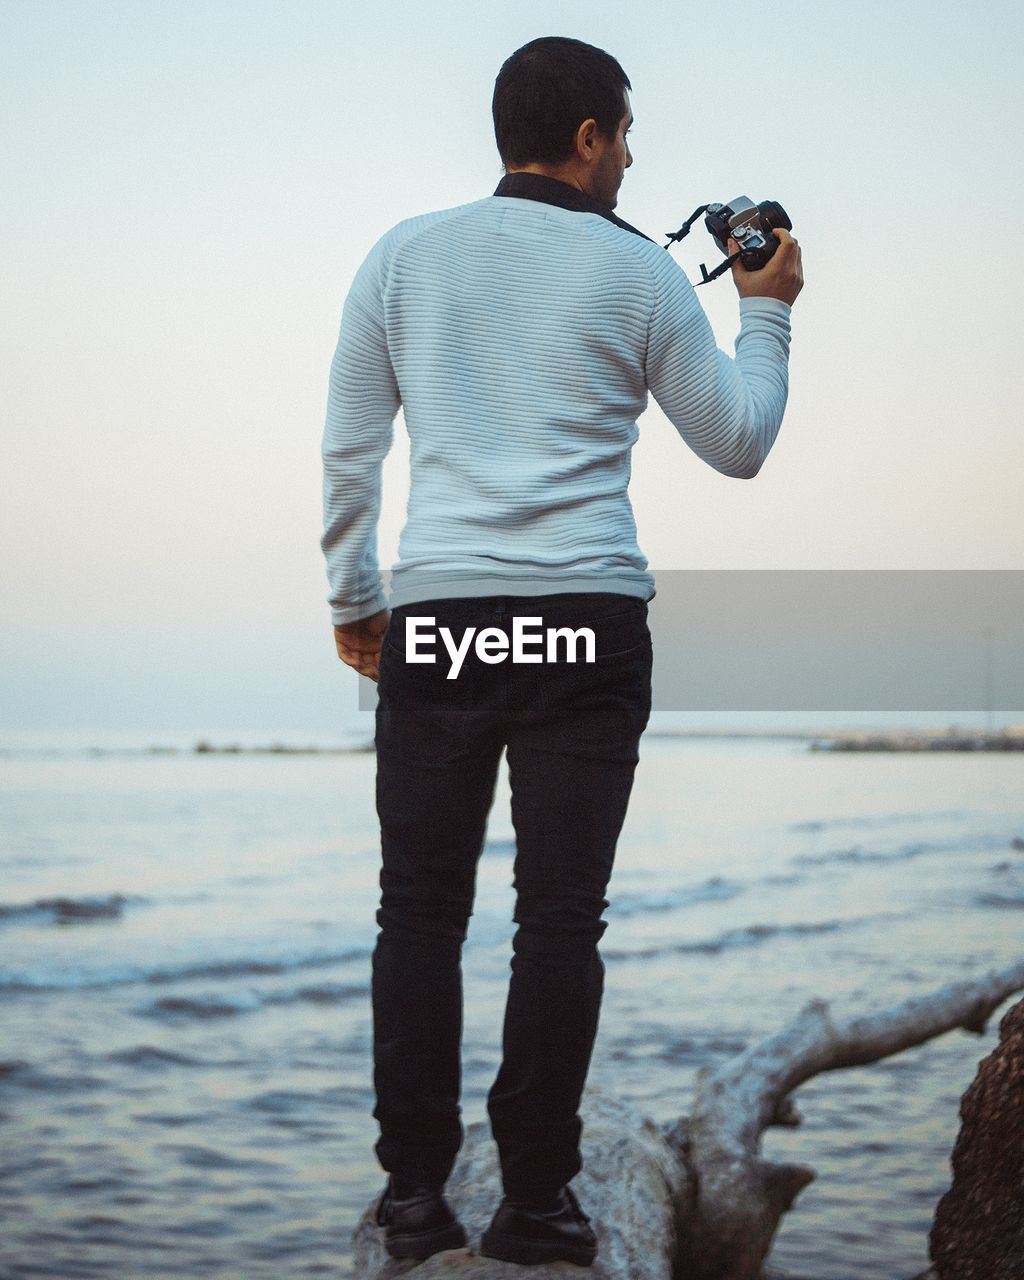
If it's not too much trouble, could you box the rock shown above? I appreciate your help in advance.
[351,1085,687,1279]
[929,997,1024,1279]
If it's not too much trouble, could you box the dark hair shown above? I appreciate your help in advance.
[492,36,631,169]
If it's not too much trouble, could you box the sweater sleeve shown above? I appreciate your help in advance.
[320,237,400,625]
[643,248,792,478]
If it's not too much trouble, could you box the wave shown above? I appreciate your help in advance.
[602,915,875,961]
[790,809,968,833]
[977,892,1024,909]
[609,875,743,918]
[791,832,1012,867]
[266,981,367,1006]
[156,1143,279,1171]
[609,1032,749,1065]
[0,945,371,995]
[143,950,370,985]
[106,1045,206,1068]
[142,993,265,1020]
[138,980,368,1022]
[0,1061,108,1093]
[0,893,145,927]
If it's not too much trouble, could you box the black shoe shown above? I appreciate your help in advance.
[374,1176,467,1260]
[480,1184,598,1266]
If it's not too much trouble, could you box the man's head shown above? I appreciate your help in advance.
[492,36,633,210]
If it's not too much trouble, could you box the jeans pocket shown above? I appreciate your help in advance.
[376,633,473,765]
[585,608,651,664]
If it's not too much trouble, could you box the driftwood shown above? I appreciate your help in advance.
[352,962,1024,1280]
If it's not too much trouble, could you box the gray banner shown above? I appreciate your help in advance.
[356,570,1024,712]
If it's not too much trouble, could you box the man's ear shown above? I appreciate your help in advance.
[575,117,599,163]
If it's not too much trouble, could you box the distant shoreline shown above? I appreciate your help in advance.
[3,728,1021,758]
[809,729,1024,752]
[173,727,1024,755]
[647,726,1024,752]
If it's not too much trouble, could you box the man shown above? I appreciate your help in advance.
[322,36,802,1266]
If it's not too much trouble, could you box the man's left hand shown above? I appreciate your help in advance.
[333,609,390,683]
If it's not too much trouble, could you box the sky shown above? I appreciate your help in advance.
[2,0,1021,736]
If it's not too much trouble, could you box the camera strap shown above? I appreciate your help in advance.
[697,253,741,286]
[664,206,708,246]
[665,205,741,286]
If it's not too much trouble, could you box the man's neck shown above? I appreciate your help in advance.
[505,164,589,197]
[491,171,652,244]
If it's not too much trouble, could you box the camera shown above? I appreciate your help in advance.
[665,196,792,284]
[704,198,792,270]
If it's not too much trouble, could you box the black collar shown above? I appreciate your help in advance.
[493,172,652,243]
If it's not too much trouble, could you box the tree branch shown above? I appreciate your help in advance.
[668,962,1024,1280]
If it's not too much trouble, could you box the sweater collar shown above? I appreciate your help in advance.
[492,172,652,243]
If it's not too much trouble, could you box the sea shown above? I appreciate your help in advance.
[1,715,1022,1279]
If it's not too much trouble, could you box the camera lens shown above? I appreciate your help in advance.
[758,200,792,232]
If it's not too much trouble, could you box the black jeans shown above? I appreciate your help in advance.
[371,592,652,1201]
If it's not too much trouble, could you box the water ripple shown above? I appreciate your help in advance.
[977,892,1024,909]
[603,915,875,961]
[609,875,743,918]
[0,892,144,927]
[792,831,1011,867]
[106,1045,205,1069]
[1,946,371,995]
[137,979,368,1022]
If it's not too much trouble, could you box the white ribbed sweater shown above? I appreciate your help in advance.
[321,192,792,624]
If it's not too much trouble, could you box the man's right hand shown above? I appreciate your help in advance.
[334,608,390,683]
[729,228,803,306]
